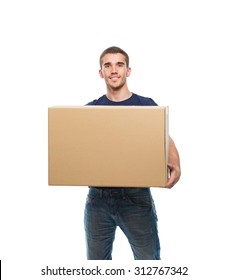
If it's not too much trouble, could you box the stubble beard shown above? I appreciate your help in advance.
[107,77,126,92]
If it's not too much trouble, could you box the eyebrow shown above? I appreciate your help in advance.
[103,62,111,67]
[103,61,125,67]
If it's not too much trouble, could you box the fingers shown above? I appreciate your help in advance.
[166,163,181,188]
[166,177,176,189]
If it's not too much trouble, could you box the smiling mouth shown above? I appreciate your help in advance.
[110,76,119,80]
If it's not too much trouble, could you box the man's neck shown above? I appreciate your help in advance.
[106,89,132,102]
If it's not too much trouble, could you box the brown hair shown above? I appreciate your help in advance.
[99,46,129,68]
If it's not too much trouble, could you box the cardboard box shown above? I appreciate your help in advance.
[48,106,169,187]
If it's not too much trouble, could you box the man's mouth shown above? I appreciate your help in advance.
[110,76,119,81]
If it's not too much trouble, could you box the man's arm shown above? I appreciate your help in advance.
[166,136,181,188]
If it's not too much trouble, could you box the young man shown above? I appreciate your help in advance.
[84,46,181,260]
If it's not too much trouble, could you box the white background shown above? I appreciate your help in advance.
[0,0,228,279]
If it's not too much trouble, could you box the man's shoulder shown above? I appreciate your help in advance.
[133,93,158,106]
[86,95,106,105]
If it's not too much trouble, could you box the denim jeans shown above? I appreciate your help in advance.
[84,187,160,260]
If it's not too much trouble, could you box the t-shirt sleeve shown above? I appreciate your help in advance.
[85,100,96,105]
[145,98,158,106]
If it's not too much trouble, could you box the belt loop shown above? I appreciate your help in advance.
[100,188,103,198]
[121,188,126,199]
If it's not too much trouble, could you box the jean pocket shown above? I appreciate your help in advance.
[126,193,152,208]
[86,191,97,204]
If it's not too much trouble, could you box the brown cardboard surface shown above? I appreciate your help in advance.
[48,106,168,187]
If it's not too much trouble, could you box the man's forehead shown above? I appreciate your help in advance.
[102,53,126,64]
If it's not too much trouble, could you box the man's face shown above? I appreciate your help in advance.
[99,53,131,90]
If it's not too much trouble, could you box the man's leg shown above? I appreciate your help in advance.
[84,188,117,260]
[118,188,160,260]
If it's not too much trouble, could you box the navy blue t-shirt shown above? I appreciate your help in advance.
[87,93,157,106]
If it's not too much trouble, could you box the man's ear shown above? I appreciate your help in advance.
[126,67,131,77]
[99,69,104,78]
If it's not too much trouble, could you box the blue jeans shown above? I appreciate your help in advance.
[84,187,160,260]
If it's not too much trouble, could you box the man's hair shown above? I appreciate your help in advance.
[99,46,129,68]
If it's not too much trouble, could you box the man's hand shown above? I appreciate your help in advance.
[166,163,181,188]
[166,137,181,189]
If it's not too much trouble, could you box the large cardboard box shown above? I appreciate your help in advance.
[48,106,169,187]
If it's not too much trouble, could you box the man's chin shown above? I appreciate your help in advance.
[109,83,124,91]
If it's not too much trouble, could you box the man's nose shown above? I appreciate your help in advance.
[111,65,117,73]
